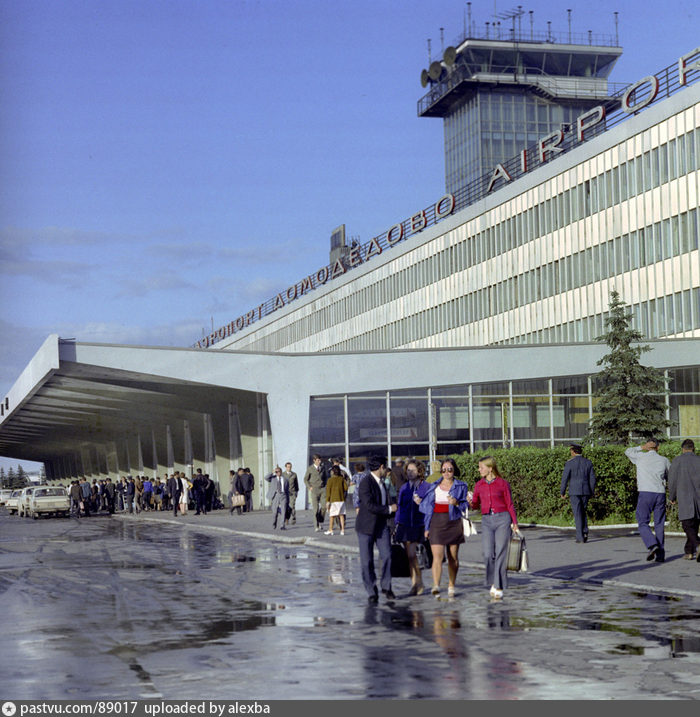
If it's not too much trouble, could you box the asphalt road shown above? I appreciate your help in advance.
[2,509,700,700]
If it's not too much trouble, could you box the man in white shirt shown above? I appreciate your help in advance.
[625,438,671,562]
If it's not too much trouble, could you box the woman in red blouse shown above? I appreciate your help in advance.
[468,456,519,600]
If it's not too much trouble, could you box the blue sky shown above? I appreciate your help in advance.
[1,0,698,470]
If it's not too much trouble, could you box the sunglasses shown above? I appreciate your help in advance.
[441,467,454,473]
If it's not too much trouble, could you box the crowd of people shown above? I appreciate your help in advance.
[344,437,700,605]
[66,469,223,518]
[59,437,700,604]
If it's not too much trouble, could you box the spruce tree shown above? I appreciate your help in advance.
[0,467,6,489]
[587,290,672,445]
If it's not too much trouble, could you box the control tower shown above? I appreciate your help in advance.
[418,9,624,195]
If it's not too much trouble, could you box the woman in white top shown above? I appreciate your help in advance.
[417,458,470,597]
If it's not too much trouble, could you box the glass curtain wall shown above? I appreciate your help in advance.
[308,368,700,470]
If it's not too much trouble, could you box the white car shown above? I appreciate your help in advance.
[26,486,70,519]
[5,489,23,514]
[0,489,13,506]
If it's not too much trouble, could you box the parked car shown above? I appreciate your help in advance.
[0,489,13,506]
[25,486,70,519]
[17,486,35,517]
[5,489,23,514]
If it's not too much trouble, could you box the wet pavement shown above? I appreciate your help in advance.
[2,507,700,700]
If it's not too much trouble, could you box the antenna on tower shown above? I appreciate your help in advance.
[427,38,431,63]
[440,27,444,53]
[529,10,534,41]
[614,11,619,45]
[567,9,572,44]
[494,6,525,41]
[467,2,473,36]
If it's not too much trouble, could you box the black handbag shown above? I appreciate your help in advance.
[390,537,411,578]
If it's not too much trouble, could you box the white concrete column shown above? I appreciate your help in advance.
[80,447,93,478]
[265,390,311,515]
[256,395,273,508]
[166,425,174,473]
[136,433,144,474]
[183,420,193,472]
[228,403,242,470]
[203,413,217,482]
[151,430,158,480]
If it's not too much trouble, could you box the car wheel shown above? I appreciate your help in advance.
[32,511,38,519]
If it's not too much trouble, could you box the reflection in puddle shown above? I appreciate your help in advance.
[215,551,257,563]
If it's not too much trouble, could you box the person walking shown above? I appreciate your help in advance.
[104,478,116,514]
[69,480,82,519]
[168,473,182,517]
[560,444,596,543]
[141,476,153,511]
[351,462,367,515]
[394,459,431,595]
[193,469,206,515]
[79,477,92,517]
[625,439,670,562]
[179,473,191,515]
[468,456,519,600]
[668,439,700,561]
[229,469,245,515]
[282,462,298,526]
[204,474,215,512]
[417,458,470,598]
[324,465,348,535]
[126,477,136,514]
[355,455,397,603]
[242,468,255,513]
[265,466,289,530]
[304,454,328,532]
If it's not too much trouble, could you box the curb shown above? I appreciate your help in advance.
[112,513,700,600]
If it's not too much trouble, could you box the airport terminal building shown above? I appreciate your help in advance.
[1,28,699,507]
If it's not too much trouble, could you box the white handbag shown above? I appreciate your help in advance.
[462,509,477,537]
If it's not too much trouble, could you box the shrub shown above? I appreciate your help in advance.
[453,442,682,529]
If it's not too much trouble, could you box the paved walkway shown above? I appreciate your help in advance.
[113,506,700,599]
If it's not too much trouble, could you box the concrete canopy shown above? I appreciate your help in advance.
[2,334,699,491]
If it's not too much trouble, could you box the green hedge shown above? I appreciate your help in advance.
[452,442,682,530]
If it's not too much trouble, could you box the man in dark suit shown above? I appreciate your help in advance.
[242,468,255,513]
[229,468,245,515]
[168,473,183,517]
[282,462,299,526]
[193,469,206,515]
[355,455,397,603]
[668,439,700,560]
[561,444,597,543]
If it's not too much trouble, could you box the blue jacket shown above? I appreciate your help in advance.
[418,478,470,531]
[395,480,431,528]
[560,455,596,496]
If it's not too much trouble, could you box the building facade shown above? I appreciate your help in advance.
[1,42,699,508]
[213,54,700,354]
